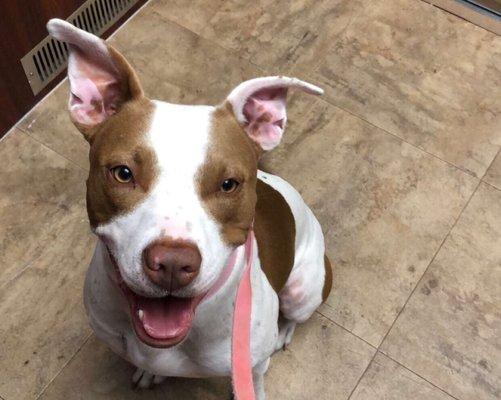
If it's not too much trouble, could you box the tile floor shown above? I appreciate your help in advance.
[1,0,500,399]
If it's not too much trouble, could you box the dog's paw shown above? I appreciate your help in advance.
[275,319,296,352]
[132,368,166,389]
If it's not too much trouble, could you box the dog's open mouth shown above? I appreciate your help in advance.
[126,287,202,348]
[109,252,203,348]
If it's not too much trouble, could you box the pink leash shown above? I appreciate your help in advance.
[199,230,256,398]
[231,229,255,400]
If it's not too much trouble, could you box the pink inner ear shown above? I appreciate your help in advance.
[67,49,120,126]
[69,77,106,125]
[243,88,287,151]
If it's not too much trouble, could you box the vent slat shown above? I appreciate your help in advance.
[103,0,111,21]
[45,42,57,71]
[36,52,48,80]
[97,0,106,25]
[32,54,43,81]
[89,5,100,32]
[50,40,62,67]
[84,8,94,33]
[41,47,54,76]
[81,9,90,32]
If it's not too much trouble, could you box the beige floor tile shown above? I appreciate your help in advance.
[308,0,501,178]
[381,183,501,400]
[265,313,375,399]
[351,352,455,400]
[17,82,90,170]
[202,0,363,73]
[261,99,478,346]
[483,150,501,190]
[0,203,95,400]
[38,336,230,400]
[38,313,374,400]
[108,6,262,105]
[148,0,225,35]
[0,130,88,286]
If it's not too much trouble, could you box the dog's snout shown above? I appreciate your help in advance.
[143,240,201,291]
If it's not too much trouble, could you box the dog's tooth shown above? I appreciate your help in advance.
[138,309,144,321]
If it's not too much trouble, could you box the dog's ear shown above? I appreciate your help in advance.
[47,19,143,141]
[226,77,323,151]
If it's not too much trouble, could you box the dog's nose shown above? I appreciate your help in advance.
[143,240,201,291]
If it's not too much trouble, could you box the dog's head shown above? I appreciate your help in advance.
[48,19,322,347]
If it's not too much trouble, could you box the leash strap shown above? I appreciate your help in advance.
[231,229,256,400]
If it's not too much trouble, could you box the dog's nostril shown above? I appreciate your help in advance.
[182,265,195,273]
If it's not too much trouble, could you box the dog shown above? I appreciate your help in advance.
[47,18,332,399]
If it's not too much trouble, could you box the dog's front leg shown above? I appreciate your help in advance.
[253,358,270,400]
[253,371,266,400]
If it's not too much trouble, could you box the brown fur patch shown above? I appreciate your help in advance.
[322,255,333,302]
[254,180,296,293]
[196,103,260,246]
[65,42,158,228]
[86,97,157,227]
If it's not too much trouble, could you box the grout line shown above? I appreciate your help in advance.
[346,168,483,399]
[0,253,45,291]
[480,179,501,193]
[21,130,88,172]
[2,78,68,146]
[480,146,501,179]
[480,147,500,181]
[346,349,379,399]
[377,177,481,349]
[380,350,462,400]
[315,310,377,350]
[34,332,93,400]
[317,94,480,179]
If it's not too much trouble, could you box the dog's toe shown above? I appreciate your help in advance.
[132,368,164,390]
[132,368,145,388]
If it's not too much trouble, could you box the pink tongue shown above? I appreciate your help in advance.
[137,297,194,339]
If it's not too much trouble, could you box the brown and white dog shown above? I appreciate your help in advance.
[47,19,332,399]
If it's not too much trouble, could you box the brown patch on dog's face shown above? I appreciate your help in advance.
[196,102,260,246]
[86,97,158,227]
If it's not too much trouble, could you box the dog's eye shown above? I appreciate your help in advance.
[111,165,133,183]
[220,178,239,193]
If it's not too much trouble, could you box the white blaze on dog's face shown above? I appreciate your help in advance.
[47,19,322,347]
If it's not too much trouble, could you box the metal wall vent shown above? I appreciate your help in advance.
[21,0,140,95]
